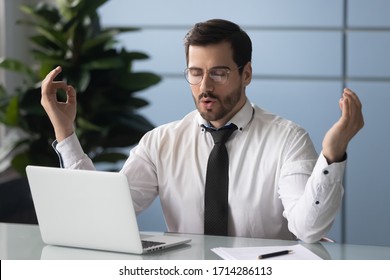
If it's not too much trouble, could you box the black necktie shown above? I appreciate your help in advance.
[203,123,237,236]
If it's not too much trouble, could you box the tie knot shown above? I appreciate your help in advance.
[204,124,238,144]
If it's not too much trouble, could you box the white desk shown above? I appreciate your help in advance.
[1,223,390,260]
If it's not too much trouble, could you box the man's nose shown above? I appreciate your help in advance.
[199,73,214,93]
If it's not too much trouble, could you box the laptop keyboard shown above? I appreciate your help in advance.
[142,240,166,249]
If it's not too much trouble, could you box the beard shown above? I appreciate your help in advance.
[193,84,244,123]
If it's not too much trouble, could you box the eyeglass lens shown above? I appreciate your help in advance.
[185,68,231,85]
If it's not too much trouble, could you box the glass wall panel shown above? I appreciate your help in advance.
[348,32,390,78]
[348,0,390,27]
[248,80,342,152]
[344,82,390,246]
[118,30,343,77]
[101,0,342,27]
[117,30,186,74]
[250,31,342,77]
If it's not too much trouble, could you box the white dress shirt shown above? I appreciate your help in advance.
[55,99,345,243]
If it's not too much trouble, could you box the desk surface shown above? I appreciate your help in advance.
[1,223,390,260]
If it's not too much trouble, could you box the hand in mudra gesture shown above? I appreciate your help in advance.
[322,88,364,164]
[41,66,77,142]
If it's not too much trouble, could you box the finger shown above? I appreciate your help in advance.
[41,81,69,101]
[43,66,62,84]
[339,92,350,123]
[41,67,64,94]
[344,90,364,124]
[340,89,364,132]
[343,88,362,109]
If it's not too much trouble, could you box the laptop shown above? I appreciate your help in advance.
[26,165,191,254]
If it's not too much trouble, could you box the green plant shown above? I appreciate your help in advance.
[0,0,161,175]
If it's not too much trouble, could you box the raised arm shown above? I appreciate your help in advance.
[322,88,364,164]
[40,66,77,142]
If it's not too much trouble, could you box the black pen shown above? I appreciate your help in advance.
[258,250,294,259]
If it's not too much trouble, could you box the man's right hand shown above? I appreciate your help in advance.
[41,66,77,142]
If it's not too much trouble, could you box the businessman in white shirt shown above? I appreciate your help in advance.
[40,19,364,243]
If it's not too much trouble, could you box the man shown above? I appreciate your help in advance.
[40,19,364,243]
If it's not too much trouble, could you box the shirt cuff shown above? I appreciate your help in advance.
[314,152,346,183]
[53,133,85,168]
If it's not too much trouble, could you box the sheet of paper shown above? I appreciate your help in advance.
[211,244,322,260]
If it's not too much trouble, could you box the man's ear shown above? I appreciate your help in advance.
[243,61,252,86]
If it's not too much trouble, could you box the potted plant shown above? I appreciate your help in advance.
[0,0,161,176]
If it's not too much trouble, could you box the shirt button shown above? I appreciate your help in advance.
[323,170,329,175]
[315,201,320,205]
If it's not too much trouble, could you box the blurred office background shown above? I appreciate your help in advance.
[1,0,389,246]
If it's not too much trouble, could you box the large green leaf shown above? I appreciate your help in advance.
[62,0,109,32]
[19,3,62,27]
[31,49,69,63]
[0,59,35,81]
[116,113,155,131]
[11,153,30,176]
[81,30,118,53]
[103,27,140,33]
[36,26,68,51]
[120,72,162,91]
[30,35,64,52]
[3,96,20,126]
[76,117,102,132]
[84,56,124,69]
[124,51,150,60]
[0,84,6,98]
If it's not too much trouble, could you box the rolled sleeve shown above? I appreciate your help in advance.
[302,152,346,242]
[280,152,347,243]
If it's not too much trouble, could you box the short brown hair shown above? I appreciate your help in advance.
[184,19,252,73]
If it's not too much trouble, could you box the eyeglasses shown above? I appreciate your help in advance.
[184,66,242,85]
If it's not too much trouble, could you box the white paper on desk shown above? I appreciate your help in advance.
[211,244,322,260]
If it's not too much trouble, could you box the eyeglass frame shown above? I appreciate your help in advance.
[184,65,243,85]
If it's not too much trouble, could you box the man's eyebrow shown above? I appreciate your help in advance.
[210,66,230,70]
[188,66,230,70]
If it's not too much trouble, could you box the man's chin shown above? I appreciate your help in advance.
[199,110,219,122]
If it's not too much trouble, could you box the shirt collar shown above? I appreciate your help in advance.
[197,99,254,132]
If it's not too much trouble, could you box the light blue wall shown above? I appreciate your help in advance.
[99,0,390,246]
